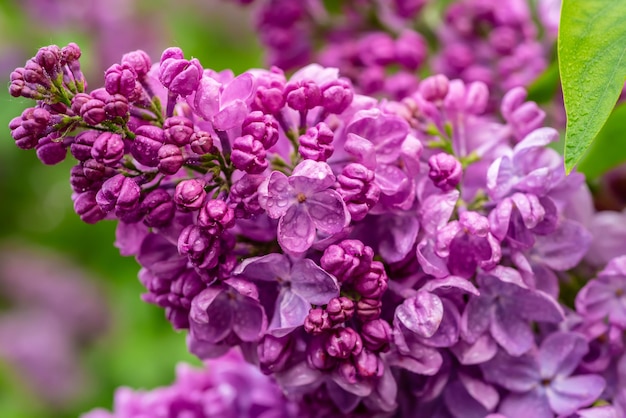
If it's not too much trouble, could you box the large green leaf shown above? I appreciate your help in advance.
[559,0,626,173]
[577,103,626,178]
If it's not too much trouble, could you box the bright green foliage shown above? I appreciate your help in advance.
[577,104,626,179]
[559,0,626,173]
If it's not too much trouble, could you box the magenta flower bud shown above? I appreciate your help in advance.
[231,135,268,174]
[157,144,184,175]
[96,174,141,213]
[35,45,62,75]
[242,111,279,149]
[395,30,426,71]
[80,99,106,126]
[361,319,392,352]
[258,334,294,374]
[141,188,175,227]
[121,50,152,77]
[104,94,129,119]
[419,74,449,102]
[321,79,353,114]
[304,308,332,335]
[91,132,125,165]
[9,68,44,100]
[74,191,106,224]
[23,59,49,86]
[89,88,110,102]
[307,337,337,370]
[158,48,202,96]
[36,133,67,165]
[338,360,358,384]
[82,159,108,181]
[230,174,264,218]
[325,327,363,359]
[336,163,380,221]
[428,153,462,191]
[70,130,99,161]
[255,86,285,114]
[163,116,194,146]
[71,93,91,115]
[69,164,100,193]
[189,131,214,155]
[353,261,388,299]
[198,199,235,234]
[321,239,375,284]
[326,297,355,324]
[104,63,138,99]
[465,81,489,114]
[177,225,219,269]
[356,298,382,321]
[284,80,322,111]
[131,125,165,167]
[61,42,81,64]
[174,179,206,211]
[9,107,50,150]
[355,349,383,378]
[299,122,334,162]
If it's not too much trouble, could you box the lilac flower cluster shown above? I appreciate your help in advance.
[7,40,626,417]
[236,0,550,100]
[82,350,296,417]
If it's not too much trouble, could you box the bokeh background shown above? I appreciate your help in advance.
[0,1,262,416]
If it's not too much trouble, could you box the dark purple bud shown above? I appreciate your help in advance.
[82,159,108,181]
[104,63,138,99]
[361,319,392,352]
[9,107,51,149]
[69,164,101,193]
[419,74,449,102]
[141,188,175,227]
[35,45,62,76]
[36,133,67,165]
[353,261,388,299]
[299,122,334,161]
[157,144,184,175]
[91,132,125,165]
[321,78,353,114]
[9,68,44,100]
[336,163,380,221]
[325,327,363,359]
[131,125,165,166]
[428,153,462,191]
[163,116,194,146]
[74,191,106,224]
[231,135,268,174]
[321,239,374,284]
[242,111,279,149]
[354,349,383,378]
[71,93,91,115]
[177,225,219,269]
[9,120,37,150]
[174,179,206,211]
[258,334,294,374]
[61,43,81,64]
[307,336,337,370]
[158,48,202,96]
[229,174,264,218]
[189,131,214,154]
[326,297,355,324]
[284,80,322,111]
[23,59,49,87]
[121,50,152,77]
[104,94,129,119]
[304,308,332,335]
[96,174,141,213]
[198,199,235,234]
[71,130,99,161]
[255,86,285,114]
[356,298,382,321]
[80,99,106,125]
[169,270,205,310]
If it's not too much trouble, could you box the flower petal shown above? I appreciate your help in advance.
[307,189,350,235]
[290,258,340,305]
[277,205,316,254]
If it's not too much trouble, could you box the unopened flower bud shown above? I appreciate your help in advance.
[82,159,108,181]
[121,50,152,77]
[321,79,353,114]
[361,319,392,351]
[198,199,235,234]
[325,327,363,359]
[96,174,141,214]
[356,298,382,321]
[299,122,334,161]
[131,125,165,166]
[353,261,388,299]
[174,179,206,211]
[231,135,268,174]
[71,130,99,161]
[285,80,322,111]
[80,99,106,126]
[258,334,293,374]
[355,349,383,378]
[159,48,202,96]
[304,308,331,335]
[307,337,337,370]
[255,85,285,114]
[428,153,462,191]
[74,191,106,224]
[36,133,67,165]
[157,144,184,175]
[164,116,194,146]
[419,74,450,102]
[190,131,214,155]
[104,63,138,99]
[91,132,125,165]
[242,111,279,149]
[105,94,129,119]
[321,240,374,283]
[141,189,175,227]
[326,297,355,324]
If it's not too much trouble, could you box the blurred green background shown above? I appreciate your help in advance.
[0,1,262,416]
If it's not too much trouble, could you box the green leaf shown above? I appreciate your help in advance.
[577,103,626,178]
[559,0,626,173]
